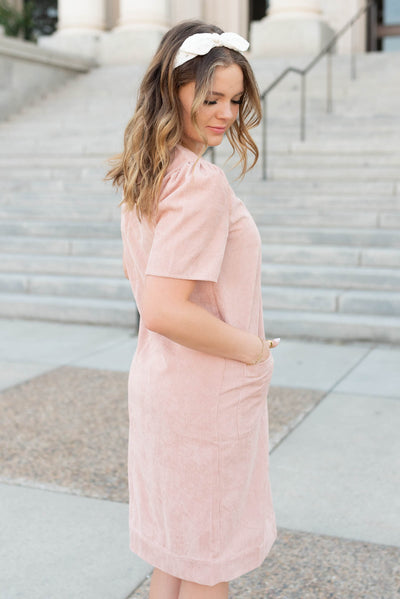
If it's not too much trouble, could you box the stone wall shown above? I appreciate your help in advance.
[0,33,95,120]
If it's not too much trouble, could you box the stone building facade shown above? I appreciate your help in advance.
[9,1,399,63]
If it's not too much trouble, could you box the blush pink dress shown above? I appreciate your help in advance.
[120,144,277,586]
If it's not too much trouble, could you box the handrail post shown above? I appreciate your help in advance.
[369,0,378,51]
[327,43,333,113]
[209,146,215,164]
[350,19,356,80]
[256,0,372,179]
[300,73,306,141]
[262,95,268,180]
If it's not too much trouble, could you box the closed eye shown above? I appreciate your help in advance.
[204,97,244,106]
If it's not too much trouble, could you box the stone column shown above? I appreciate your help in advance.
[171,0,203,24]
[57,0,106,31]
[102,0,170,65]
[267,0,323,20]
[251,0,334,57]
[38,0,106,61]
[116,0,169,30]
[205,0,249,39]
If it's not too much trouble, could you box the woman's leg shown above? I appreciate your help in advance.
[149,567,182,599]
[178,580,229,599]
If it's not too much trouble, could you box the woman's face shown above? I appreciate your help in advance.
[178,63,244,154]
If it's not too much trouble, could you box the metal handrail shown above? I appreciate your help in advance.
[260,0,376,180]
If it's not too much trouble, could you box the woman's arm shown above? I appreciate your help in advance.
[142,275,278,364]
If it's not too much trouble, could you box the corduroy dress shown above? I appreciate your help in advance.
[120,143,277,585]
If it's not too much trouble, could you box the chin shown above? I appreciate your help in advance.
[207,137,225,148]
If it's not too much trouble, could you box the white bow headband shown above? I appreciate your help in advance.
[174,32,250,69]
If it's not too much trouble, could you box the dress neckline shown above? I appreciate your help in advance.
[176,143,205,161]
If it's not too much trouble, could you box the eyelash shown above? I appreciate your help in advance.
[203,99,243,106]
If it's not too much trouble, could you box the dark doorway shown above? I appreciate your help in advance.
[367,0,400,51]
[24,0,58,40]
[250,0,268,22]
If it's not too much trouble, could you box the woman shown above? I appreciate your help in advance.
[106,20,280,599]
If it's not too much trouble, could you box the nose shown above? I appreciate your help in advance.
[216,101,235,121]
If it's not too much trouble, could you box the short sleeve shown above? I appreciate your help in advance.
[145,160,230,283]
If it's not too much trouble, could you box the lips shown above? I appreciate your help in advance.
[207,126,226,134]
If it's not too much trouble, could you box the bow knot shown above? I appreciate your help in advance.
[174,32,249,69]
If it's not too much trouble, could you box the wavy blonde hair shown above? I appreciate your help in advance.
[104,20,261,222]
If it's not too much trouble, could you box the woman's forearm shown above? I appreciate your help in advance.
[144,298,268,364]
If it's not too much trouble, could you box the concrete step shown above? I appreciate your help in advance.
[244,196,400,211]
[262,244,400,268]
[253,210,380,228]
[0,166,107,179]
[1,179,112,193]
[0,220,119,238]
[0,207,393,228]
[0,254,122,277]
[2,239,399,271]
[231,179,397,196]
[0,292,137,327]
[0,190,117,202]
[263,309,400,343]
[0,273,131,300]
[258,210,400,229]
[338,289,400,317]
[258,226,400,248]
[260,263,400,291]
[0,235,121,257]
[2,152,400,168]
[221,139,400,161]
[1,238,398,268]
[267,166,400,181]
[289,140,400,155]
[3,119,400,136]
[1,51,398,340]
[261,286,400,316]
[4,190,400,212]
[287,129,400,140]
[3,164,400,185]
[0,206,120,222]
[261,154,400,167]
[0,289,397,339]
[0,156,108,167]
[1,221,398,246]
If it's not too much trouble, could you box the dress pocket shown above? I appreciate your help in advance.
[244,352,274,377]
[238,354,274,437]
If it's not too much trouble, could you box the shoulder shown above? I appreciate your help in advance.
[153,147,232,225]
[163,145,231,197]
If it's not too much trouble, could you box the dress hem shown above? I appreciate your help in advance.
[129,523,278,586]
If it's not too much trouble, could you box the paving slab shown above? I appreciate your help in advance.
[334,346,400,398]
[0,317,132,366]
[1,317,399,596]
[0,362,326,599]
[269,392,400,547]
[0,482,152,599]
[71,335,138,371]
[0,365,322,501]
[270,339,372,391]
[0,365,130,502]
[130,528,400,599]
[0,360,56,391]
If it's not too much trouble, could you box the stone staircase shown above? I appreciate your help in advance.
[223,51,400,342]
[0,52,399,341]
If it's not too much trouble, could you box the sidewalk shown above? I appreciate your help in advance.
[0,317,399,598]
